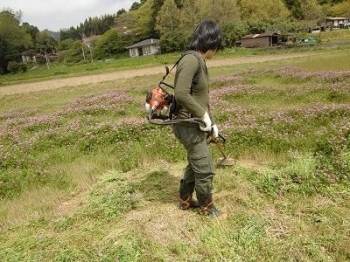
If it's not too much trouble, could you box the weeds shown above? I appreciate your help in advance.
[1,48,350,261]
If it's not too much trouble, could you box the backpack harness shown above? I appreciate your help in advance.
[145,50,203,126]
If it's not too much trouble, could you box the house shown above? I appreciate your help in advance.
[125,38,160,57]
[21,51,37,63]
[325,17,350,29]
[241,32,279,48]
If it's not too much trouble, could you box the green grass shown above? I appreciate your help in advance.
[1,44,350,261]
[294,49,350,71]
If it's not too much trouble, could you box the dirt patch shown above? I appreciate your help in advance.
[0,53,310,96]
[54,192,85,217]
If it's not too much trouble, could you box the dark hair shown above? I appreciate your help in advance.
[189,20,224,53]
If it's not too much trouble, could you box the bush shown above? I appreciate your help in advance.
[7,61,28,74]
[159,29,190,53]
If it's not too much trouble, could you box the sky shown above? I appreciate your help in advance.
[0,0,136,31]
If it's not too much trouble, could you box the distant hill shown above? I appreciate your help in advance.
[47,30,60,41]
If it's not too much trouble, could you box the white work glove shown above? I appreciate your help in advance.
[211,124,219,138]
[199,112,212,132]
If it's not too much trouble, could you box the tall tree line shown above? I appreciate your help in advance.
[59,14,117,41]
[0,9,57,74]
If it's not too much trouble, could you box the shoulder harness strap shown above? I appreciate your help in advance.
[159,50,201,90]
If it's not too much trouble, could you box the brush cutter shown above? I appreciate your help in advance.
[145,87,234,166]
[148,116,235,167]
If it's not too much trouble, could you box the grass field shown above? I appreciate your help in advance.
[0,42,350,261]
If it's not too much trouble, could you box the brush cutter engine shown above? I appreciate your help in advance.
[145,86,173,120]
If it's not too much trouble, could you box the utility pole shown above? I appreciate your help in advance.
[86,43,93,63]
[44,51,50,69]
[81,33,93,63]
[82,46,86,61]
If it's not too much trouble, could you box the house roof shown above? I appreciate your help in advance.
[241,32,279,39]
[125,38,159,49]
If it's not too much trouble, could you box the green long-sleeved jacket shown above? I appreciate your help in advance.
[174,52,215,124]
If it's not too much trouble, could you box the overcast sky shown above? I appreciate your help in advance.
[0,0,136,31]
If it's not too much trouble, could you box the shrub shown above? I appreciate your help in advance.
[7,61,28,74]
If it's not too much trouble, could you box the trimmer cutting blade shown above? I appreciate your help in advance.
[210,133,235,167]
[215,142,235,166]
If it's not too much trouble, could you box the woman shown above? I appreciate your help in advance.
[172,20,227,219]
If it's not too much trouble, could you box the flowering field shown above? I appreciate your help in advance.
[212,66,350,183]
[1,65,349,198]
[1,50,350,261]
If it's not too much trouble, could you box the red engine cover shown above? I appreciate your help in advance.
[147,86,169,110]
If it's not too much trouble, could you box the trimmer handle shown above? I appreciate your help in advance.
[208,131,226,145]
[218,133,226,144]
[193,118,227,144]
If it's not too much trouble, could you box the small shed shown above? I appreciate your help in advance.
[241,32,279,48]
[125,38,160,57]
[325,17,350,29]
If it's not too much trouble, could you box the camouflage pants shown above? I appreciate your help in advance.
[173,124,215,206]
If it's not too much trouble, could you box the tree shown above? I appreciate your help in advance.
[35,30,57,54]
[300,0,324,21]
[155,0,181,35]
[59,14,116,41]
[57,39,75,51]
[317,0,343,4]
[221,22,248,47]
[94,29,125,59]
[117,9,127,16]
[148,0,165,38]
[57,40,85,64]
[130,0,147,11]
[131,0,155,40]
[238,0,290,20]
[0,9,32,73]
[22,22,40,42]
[178,0,201,30]
[156,0,241,51]
[330,0,350,16]
[59,26,81,41]
[160,29,189,52]
[115,11,136,32]
[155,0,184,52]
[283,0,303,19]
[198,0,240,25]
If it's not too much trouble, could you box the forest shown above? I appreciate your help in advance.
[0,0,350,74]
